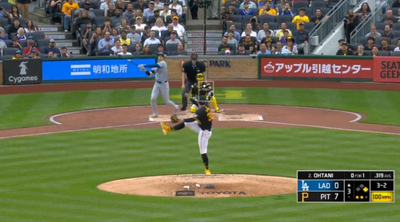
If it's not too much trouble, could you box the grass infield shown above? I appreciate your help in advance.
[0,87,399,222]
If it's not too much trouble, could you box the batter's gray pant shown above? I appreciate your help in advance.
[151,81,178,116]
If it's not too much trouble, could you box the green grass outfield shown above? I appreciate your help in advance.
[0,87,399,222]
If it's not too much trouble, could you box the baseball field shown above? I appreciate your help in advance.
[0,80,399,221]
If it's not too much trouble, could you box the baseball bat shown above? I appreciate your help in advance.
[127,59,139,67]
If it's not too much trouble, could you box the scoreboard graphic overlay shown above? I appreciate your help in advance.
[297,171,395,203]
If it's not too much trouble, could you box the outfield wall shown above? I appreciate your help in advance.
[2,56,400,85]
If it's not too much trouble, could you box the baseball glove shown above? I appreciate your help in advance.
[170,114,179,123]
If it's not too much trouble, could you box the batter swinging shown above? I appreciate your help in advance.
[160,101,213,175]
[138,52,179,118]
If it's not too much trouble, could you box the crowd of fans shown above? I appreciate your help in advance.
[218,0,332,55]
[340,1,400,56]
[0,0,191,58]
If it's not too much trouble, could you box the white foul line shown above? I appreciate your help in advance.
[245,120,400,136]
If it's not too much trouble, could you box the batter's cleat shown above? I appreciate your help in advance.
[205,168,211,175]
[160,122,171,135]
[150,114,158,118]
[174,105,179,114]
[215,108,221,113]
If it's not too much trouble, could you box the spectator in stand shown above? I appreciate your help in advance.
[380,38,391,51]
[135,17,146,32]
[119,30,131,46]
[151,18,167,32]
[75,3,95,18]
[344,9,358,43]
[394,39,400,51]
[336,42,353,55]
[11,37,22,49]
[123,3,135,22]
[9,6,22,19]
[157,44,165,53]
[0,7,9,18]
[17,0,30,19]
[28,49,40,59]
[105,2,116,17]
[280,30,290,44]
[364,36,375,50]
[47,51,57,58]
[240,2,256,16]
[393,0,400,8]
[98,31,114,55]
[218,36,234,53]
[292,8,309,30]
[356,3,371,22]
[221,3,237,33]
[118,44,132,56]
[82,22,93,55]
[110,28,120,41]
[265,38,275,52]
[24,20,37,33]
[114,9,122,19]
[376,0,387,9]
[0,38,6,49]
[15,27,27,41]
[382,25,395,39]
[115,0,125,11]
[0,31,9,41]
[166,31,181,44]
[365,25,381,39]
[257,43,271,54]
[43,39,61,56]
[371,46,380,56]
[13,50,23,59]
[9,18,23,34]
[144,30,161,46]
[241,35,257,53]
[62,0,79,32]
[283,36,298,54]
[141,45,152,55]
[144,1,156,17]
[275,22,292,39]
[134,0,149,12]
[134,9,143,21]
[141,26,151,42]
[160,3,171,21]
[259,1,277,16]
[236,43,249,55]
[250,15,261,30]
[311,8,325,25]
[381,10,397,24]
[75,10,93,32]
[176,43,186,55]
[102,17,113,33]
[240,0,257,10]
[132,43,142,55]
[257,22,274,43]
[279,2,295,18]
[60,47,72,57]
[274,41,283,54]
[23,36,41,55]
[241,23,257,37]
[227,31,238,47]
[170,0,184,16]
[354,45,368,56]
[224,24,241,42]
[154,0,164,10]
[128,25,142,45]
[293,22,309,54]
[258,0,273,8]
[111,39,123,55]
[172,16,185,40]
[100,0,114,10]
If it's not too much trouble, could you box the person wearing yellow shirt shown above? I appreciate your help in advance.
[275,22,293,39]
[12,50,22,59]
[119,30,131,46]
[258,1,277,16]
[292,8,309,30]
[62,0,79,32]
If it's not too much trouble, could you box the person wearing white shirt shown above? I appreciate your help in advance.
[172,16,185,40]
[154,0,164,10]
[239,0,257,10]
[151,18,167,35]
[135,17,147,32]
[241,23,257,38]
[166,31,182,45]
[169,0,183,16]
[111,39,123,55]
[143,1,156,17]
[144,30,161,46]
[100,0,114,10]
[169,0,187,13]
[394,39,400,51]
[118,44,133,56]
[160,3,171,20]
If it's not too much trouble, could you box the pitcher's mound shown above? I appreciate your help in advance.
[97,174,296,198]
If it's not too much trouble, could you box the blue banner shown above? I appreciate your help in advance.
[297,180,344,191]
[42,57,157,81]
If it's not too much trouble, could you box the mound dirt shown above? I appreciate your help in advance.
[97,174,297,198]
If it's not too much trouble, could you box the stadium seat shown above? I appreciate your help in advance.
[93,9,104,17]
[3,48,18,55]
[4,40,12,47]
[29,32,45,40]
[297,8,312,16]
[319,7,331,16]
[294,1,309,9]
[231,15,242,23]
[312,1,328,8]
[349,44,358,51]
[166,43,178,53]
[148,43,159,53]
[95,17,105,26]
[392,51,400,56]
[268,22,278,30]
[287,23,297,31]
[277,15,293,24]
[375,23,386,31]
[37,39,50,47]
[381,51,391,56]
[357,37,368,45]
[0,17,9,27]
[0,2,12,12]
[259,15,276,24]
[364,50,371,55]
[303,22,314,31]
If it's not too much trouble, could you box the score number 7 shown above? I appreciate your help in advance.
[335,193,339,200]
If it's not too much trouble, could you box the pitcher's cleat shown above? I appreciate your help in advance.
[205,168,211,175]
[215,108,221,113]
[160,122,171,135]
